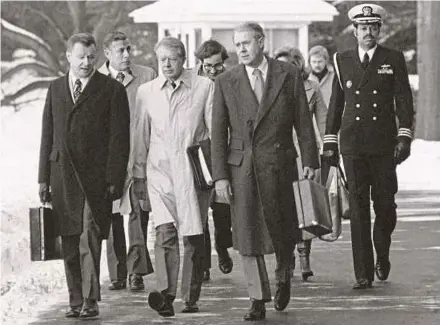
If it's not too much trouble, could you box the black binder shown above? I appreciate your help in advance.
[29,205,62,261]
[187,138,213,190]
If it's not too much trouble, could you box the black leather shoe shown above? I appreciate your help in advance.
[352,279,373,290]
[203,269,210,282]
[129,274,145,291]
[65,305,82,318]
[108,279,126,290]
[148,291,175,317]
[79,299,99,318]
[218,248,233,274]
[302,270,314,281]
[274,282,291,311]
[244,299,266,321]
[375,261,391,281]
[182,302,199,313]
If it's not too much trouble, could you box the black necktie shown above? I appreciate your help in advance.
[170,81,177,89]
[362,52,370,70]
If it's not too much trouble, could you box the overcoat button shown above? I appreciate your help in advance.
[356,104,360,108]
[274,143,280,149]
[373,103,377,107]
[355,116,360,121]
[355,90,360,95]
[373,90,378,94]
[373,116,377,120]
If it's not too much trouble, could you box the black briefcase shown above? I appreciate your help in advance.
[29,205,62,261]
[293,179,333,240]
[187,138,214,190]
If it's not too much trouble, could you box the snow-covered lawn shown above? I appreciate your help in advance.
[1,91,439,324]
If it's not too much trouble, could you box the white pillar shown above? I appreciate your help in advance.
[268,28,274,57]
[201,25,212,42]
[299,24,309,63]
[158,24,166,39]
[188,28,197,68]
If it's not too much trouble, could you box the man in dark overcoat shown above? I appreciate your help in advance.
[38,33,130,318]
[98,31,156,292]
[323,4,414,289]
[211,22,319,321]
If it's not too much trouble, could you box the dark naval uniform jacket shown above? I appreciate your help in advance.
[323,45,414,155]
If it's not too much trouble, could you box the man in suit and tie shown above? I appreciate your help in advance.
[211,22,319,321]
[98,31,157,292]
[323,3,414,289]
[38,33,130,318]
[194,39,234,282]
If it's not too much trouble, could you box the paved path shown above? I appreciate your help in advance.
[31,190,440,324]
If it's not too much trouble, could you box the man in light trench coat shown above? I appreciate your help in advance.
[132,36,214,317]
[211,22,319,321]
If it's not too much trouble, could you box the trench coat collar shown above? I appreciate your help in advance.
[158,69,193,90]
[98,61,134,87]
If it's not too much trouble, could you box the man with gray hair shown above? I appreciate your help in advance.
[132,36,214,317]
[211,22,319,321]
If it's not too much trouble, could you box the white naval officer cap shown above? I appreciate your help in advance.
[348,3,386,24]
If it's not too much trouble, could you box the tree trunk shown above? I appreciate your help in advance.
[416,1,440,140]
[67,1,87,34]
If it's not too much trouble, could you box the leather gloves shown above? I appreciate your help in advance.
[104,184,121,201]
[322,150,339,167]
[133,178,147,200]
[394,140,411,165]
[39,183,51,203]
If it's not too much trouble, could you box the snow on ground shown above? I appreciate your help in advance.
[0,87,439,324]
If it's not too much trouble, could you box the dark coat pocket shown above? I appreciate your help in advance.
[227,151,244,166]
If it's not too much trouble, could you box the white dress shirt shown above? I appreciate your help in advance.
[108,65,128,80]
[69,70,94,102]
[245,56,268,88]
[358,45,377,63]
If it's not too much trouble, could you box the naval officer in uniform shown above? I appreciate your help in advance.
[322,3,414,289]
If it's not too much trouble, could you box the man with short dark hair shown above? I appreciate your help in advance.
[194,39,234,282]
[323,3,414,290]
[98,31,157,292]
[38,33,130,318]
[211,22,318,321]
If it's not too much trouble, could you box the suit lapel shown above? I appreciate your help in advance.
[73,71,101,109]
[229,65,260,122]
[64,73,74,109]
[254,58,287,129]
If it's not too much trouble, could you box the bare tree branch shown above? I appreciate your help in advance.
[2,61,61,81]
[67,1,87,34]
[1,19,61,72]
[24,5,68,42]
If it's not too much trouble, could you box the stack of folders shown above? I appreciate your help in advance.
[187,138,213,191]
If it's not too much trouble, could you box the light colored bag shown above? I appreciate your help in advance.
[319,166,342,242]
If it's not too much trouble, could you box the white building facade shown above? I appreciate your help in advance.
[130,0,338,68]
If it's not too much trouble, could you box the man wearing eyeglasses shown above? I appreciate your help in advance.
[194,40,234,282]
